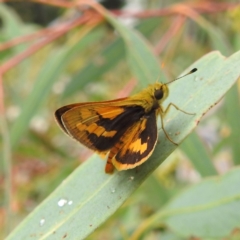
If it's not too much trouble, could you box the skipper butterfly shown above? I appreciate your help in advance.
[55,68,197,173]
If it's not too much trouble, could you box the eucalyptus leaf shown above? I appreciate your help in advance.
[162,167,240,239]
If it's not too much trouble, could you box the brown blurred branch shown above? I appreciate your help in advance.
[112,2,240,18]
[0,11,102,74]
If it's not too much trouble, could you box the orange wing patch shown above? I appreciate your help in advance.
[129,138,148,155]
[95,106,125,120]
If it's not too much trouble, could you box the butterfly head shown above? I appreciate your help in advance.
[153,82,169,103]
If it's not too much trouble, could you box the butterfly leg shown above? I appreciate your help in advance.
[159,111,178,145]
[158,103,195,145]
[164,103,195,116]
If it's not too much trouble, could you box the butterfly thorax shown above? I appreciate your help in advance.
[130,82,169,113]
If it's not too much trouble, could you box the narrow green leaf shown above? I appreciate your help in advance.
[224,85,240,165]
[141,174,171,208]
[180,131,217,177]
[192,14,231,55]
[62,37,125,99]
[7,51,240,240]
[103,12,165,85]
[0,3,26,40]
[0,3,36,57]
[162,167,240,238]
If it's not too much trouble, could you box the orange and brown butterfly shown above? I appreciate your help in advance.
[55,68,197,174]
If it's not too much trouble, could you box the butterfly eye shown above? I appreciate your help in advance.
[154,88,164,100]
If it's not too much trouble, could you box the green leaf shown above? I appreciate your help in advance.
[62,37,125,99]
[191,12,231,55]
[180,131,217,177]
[130,167,240,240]
[7,51,240,240]
[162,167,240,238]
[103,12,165,85]
[0,3,27,40]
[224,86,240,165]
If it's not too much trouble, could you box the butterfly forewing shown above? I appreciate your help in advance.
[55,101,147,153]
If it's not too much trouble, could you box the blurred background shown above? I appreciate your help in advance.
[1,0,240,239]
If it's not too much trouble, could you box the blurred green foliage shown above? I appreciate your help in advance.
[1,1,240,239]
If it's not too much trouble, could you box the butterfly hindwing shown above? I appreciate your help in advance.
[107,111,158,171]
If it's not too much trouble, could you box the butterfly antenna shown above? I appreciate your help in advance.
[167,68,197,84]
